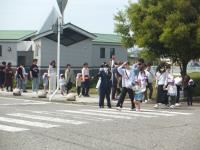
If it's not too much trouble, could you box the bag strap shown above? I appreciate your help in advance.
[125,69,130,79]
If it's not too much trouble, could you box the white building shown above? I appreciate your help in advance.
[0,23,127,69]
[32,23,127,69]
[0,30,36,66]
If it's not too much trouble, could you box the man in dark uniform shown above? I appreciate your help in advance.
[97,64,112,108]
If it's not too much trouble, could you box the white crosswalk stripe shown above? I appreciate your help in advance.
[81,109,157,118]
[95,109,176,116]
[139,109,192,115]
[0,124,29,132]
[0,116,59,128]
[7,113,87,125]
[0,107,193,133]
[58,110,132,119]
[0,102,50,106]
[30,111,112,122]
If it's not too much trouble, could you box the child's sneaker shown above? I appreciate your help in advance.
[175,103,181,107]
[170,105,175,109]
[160,104,168,109]
[153,104,159,109]
[116,107,122,110]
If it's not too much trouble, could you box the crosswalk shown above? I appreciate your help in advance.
[0,108,193,133]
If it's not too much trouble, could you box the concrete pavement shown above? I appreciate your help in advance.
[0,90,104,105]
[0,97,200,150]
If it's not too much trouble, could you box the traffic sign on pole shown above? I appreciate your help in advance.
[49,0,68,101]
[56,0,68,15]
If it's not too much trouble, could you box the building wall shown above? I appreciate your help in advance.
[17,41,33,51]
[37,37,93,68]
[91,43,127,67]
[32,39,42,67]
[0,42,18,66]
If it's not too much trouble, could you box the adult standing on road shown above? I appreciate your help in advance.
[116,61,136,110]
[97,64,112,108]
[81,63,90,97]
[65,64,75,94]
[16,64,25,91]
[0,62,6,90]
[154,63,168,108]
[30,59,40,94]
[144,63,154,102]
[21,64,28,92]
[48,60,56,94]
[5,62,14,92]
[111,56,119,100]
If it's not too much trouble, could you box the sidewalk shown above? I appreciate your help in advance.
[0,89,138,106]
[0,90,199,108]
[0,90,101,105]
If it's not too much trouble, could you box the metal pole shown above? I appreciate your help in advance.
[49,17,62,101]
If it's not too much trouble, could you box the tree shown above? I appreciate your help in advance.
[114,0,200,76]
[139,49,160,65]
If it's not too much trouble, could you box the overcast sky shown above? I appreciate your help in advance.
[0,0,137,34]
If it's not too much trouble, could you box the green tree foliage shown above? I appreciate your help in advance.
[139,49,160,65]
[114,0,200,76]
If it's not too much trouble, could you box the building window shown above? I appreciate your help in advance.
[110,48,115,58]
[100,48,105,58]
[0,45,2,57]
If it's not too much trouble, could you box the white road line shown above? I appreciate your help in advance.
[81,109,157,118]
[0,97,37,102]
[0,102,50,106]
[0,124,29,132]
[30,111,112,122]
[7,113,87,125]
[121,108,192,115]
[0,116,58,128]
[140,109,192,115]
[107,109,176,116]
[58,110,132,119]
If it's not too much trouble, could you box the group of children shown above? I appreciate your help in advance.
[154,63,196,109]
[42,72,83,96]
[96,59,196,111]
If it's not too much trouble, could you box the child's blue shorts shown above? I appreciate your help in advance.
[134,92,143,101]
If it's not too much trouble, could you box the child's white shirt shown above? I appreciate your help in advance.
[137,71,147,88]
[60,78,65,86]
[167,84,177,96]
[76,78,82,87]
[145,70,154,83]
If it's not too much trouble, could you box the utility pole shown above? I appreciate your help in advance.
[49,0,68,101]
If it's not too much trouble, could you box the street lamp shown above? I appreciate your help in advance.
[49,0,68,101]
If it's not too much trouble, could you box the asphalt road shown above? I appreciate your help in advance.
[0,97,199,150]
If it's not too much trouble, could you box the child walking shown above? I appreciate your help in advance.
[184,75,195,106]
[134,65,147,111]
[134,81,146,111]
[42,73,49,93]
[60,74,65,95]
[76,73,82,96]
[166,79,177,109]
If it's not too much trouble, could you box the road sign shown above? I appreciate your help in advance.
[56,0,68,15]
